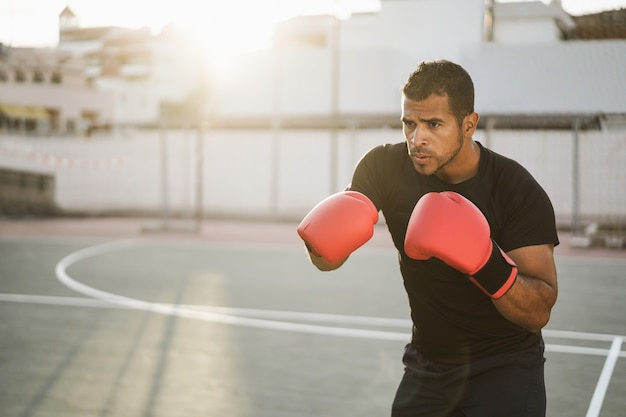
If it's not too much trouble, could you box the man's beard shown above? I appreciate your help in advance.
[409,131,464,177]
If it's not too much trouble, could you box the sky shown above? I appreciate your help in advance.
[0,0,377,52]
[1,0,625,55]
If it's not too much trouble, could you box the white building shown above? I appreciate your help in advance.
[493,0,575,43]
[28,1,623,131]
[0,45,114,135]
[4,1,625,130]
[211,0,625,131]
[57,7,210,127]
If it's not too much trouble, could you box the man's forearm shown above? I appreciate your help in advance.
[493,274,557,333]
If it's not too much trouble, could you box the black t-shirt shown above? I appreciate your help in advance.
[349,141,559,365]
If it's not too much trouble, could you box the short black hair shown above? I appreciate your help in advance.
[402,60,475,126]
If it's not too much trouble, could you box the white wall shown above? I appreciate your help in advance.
[494,19,562,43]
[1,128,624,226]
[486,130,626,224]
[379,0,485,61]
[215,48,332,118]
[213,0,487,121]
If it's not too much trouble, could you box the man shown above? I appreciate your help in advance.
[297,60,558,416]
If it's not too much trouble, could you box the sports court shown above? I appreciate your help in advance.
[1,217,625,417]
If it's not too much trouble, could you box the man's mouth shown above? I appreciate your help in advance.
[410,150,431,162]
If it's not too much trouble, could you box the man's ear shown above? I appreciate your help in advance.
[463,112,480,136]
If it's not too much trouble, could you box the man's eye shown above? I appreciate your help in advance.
[430,122,440,128]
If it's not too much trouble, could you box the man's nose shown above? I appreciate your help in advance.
[410,125,428,146]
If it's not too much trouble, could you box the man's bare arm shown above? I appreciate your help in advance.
[493,244,558,333]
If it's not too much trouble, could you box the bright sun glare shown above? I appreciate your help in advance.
[178,8,277,65]
[68,0,291,65]
[1,0,379,64]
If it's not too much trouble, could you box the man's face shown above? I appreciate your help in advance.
[402,94,466,179]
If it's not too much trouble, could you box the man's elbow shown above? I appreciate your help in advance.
[523,306,554,333]
[526,313,551,334]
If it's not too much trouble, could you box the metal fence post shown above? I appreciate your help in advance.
[572,117,581,237]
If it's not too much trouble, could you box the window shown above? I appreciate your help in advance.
[15,69,26,82]
[33,70,44,83]
[51,71,62,84]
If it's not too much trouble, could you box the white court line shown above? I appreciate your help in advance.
[585,336,623,417]
[0,238,618,417]
[53,240,410,341]
[1,292,622,347]
[0,293,123,309]
[1,291,621,344]
[543,329,619,343]
[3,292,626,360]
[53,240,626,342]
[544,344,615,357]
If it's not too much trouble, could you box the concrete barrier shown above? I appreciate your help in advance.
[0,167,56,215]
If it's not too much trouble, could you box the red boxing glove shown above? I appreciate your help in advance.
[404,191,517,299]
[297,191,378,264]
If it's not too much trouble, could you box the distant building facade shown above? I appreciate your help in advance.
[1,1,625,133]
[0,5,210,136]
[0,43,113,135]
[58,7,210,127]
[213,0,626,130]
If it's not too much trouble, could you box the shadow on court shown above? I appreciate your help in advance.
[0,217,625,417]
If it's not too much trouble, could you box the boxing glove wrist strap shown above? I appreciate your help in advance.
[468,241,518,299]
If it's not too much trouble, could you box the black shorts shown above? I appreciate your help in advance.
[391,342,546,417]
